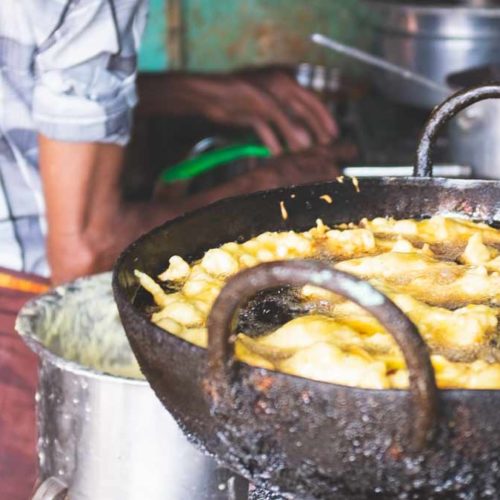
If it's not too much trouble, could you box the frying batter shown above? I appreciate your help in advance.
[137,216,500,390]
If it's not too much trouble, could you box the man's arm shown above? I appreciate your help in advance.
[40,135,354,284]
[39,137,122,283]
[39,136,192,284]
[31,0,152,283]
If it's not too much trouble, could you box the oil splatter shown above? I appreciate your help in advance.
[279,201,288,220]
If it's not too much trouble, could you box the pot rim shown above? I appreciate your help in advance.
[16,276,147,386]
[364,0,500,17]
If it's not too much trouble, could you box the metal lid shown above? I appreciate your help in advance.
[363,0,500,37]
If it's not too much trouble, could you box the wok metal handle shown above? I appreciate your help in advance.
[206,260,438,451]
[415,84,500,177]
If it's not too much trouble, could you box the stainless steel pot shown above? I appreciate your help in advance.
[445,65,500,179]
[362,0,500,108]
[447,97,500,178]
[16,273,248,500]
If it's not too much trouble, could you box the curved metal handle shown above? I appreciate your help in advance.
[414,84,500,177]
[32,477,68,500]
[207,260,438,450]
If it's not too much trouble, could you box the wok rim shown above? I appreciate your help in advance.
[112,175,500,397]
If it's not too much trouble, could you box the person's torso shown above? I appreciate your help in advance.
[0,0,147,277]
[0,1,50,276]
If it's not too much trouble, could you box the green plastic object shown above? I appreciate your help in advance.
[160,143,271,184]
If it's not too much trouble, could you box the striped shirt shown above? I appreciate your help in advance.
[0,0,147,276]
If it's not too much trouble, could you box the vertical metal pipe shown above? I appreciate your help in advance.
[167,0,185,69]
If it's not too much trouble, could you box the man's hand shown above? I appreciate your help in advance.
[235,67,338,145]
[137,68,338,155]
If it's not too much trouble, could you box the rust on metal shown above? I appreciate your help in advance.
[167,0,184,69]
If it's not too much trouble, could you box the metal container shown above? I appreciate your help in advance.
[362,0,500,108]
[446,65,500,179]
[16,273,248,500]
[447,98,500,178]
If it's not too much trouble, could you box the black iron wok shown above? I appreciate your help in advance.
[113,85,500,499]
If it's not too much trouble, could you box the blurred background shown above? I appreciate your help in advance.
[125,0,500,203]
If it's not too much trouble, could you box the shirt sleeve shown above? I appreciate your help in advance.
[31,0,148,146]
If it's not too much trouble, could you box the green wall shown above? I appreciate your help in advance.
[139,0,168,71]
[139,0,368,72]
